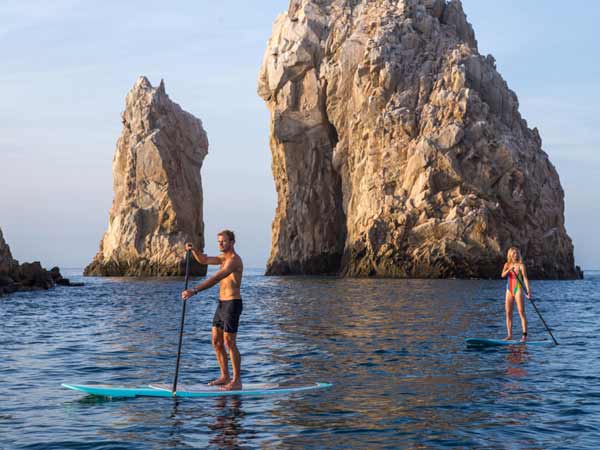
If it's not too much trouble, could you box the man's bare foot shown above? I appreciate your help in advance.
[503,336,513,341]
[220,380,242,391]
[520,334,527,342]
[208,376,230,386]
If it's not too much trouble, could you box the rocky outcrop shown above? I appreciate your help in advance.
[0,228,17,276]
[258,0,579,278]
[85,77,208,276]
[0,227,81,296]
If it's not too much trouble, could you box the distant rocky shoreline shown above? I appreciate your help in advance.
[0,228,83,297]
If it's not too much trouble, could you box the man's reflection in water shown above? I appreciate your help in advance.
[209,396,245,449]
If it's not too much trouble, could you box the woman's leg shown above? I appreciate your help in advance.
[515,291,528,341]
[504,290,514,340]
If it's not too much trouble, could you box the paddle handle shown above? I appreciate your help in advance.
[513,270,559,345]
[172,250,192,394]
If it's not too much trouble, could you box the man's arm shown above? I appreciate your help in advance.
[182,259,236,300]
[191,250,222,265]
[185,243,222,265]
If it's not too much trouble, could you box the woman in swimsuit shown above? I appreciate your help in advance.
[501,247,531,342]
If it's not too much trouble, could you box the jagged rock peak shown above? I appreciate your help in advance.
[85,76,209,276]
[258,0,579,279]
[0,227,17,275]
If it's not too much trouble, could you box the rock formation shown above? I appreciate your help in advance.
[258,0,580,278]
[0,228,18,277]
[85,77,208,276]
[0,227,80,296]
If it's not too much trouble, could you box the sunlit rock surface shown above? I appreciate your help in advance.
[85,77,208,276]
[258,0,579,278]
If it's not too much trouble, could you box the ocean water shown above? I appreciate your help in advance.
[1,268,599,449]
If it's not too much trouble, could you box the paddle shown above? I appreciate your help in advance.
[172,249,192,394]
[513,269,559,345]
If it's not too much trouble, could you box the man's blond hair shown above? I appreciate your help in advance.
[218,229,235,242]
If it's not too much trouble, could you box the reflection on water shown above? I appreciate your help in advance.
[505,346,529,377]
[208,397,245,449]
[1,269,599,448]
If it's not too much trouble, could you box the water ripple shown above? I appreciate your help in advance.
[1,269,599,448]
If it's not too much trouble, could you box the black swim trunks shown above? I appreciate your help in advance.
[212,299,243,333]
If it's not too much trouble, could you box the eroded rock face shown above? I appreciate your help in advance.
[259,0,579,278]
[85,77,208,276]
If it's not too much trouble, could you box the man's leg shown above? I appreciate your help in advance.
[222,332,242,390]
[209,326,230,386]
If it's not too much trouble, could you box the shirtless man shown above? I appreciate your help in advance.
[181,230,244,391]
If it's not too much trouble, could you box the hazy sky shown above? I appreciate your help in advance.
[1,1,598,270]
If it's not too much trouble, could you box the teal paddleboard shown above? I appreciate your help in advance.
[465,338,553,347]
[62,382,332,398]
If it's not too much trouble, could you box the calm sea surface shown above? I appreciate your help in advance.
[1,268,599,449]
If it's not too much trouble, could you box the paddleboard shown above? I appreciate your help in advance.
[465,338,553,347]
[62,382,332,398]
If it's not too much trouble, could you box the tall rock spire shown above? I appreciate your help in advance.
[85,76,208,276]
[258,0,579,278]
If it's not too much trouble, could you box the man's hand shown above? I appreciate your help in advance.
[182,289,196,300]
[185,243,193,251]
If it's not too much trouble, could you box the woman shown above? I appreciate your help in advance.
[501,247,531,341]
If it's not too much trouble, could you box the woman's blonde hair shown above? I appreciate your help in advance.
[506,246,522,264]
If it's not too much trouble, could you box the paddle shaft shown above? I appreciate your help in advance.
[513,269,559,345]
[172,250,192,393]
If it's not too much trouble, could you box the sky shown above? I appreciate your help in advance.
[0,1,598,270]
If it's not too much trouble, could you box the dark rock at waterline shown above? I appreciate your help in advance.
[16,262,54,289]
[0,228,84,296]
[50,266,85,287]
[0,275,14,286]
[0,263,84,296]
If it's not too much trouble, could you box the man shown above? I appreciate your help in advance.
[181,230,244,391]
